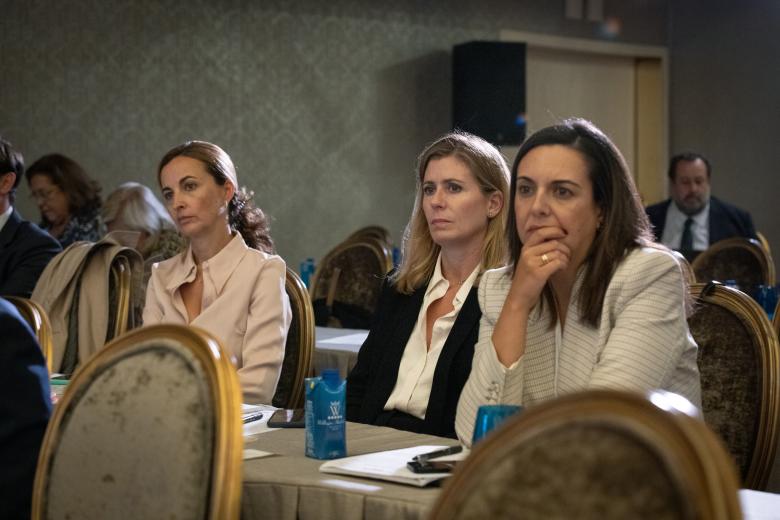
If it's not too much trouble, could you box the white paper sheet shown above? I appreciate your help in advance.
[319,445,465,487]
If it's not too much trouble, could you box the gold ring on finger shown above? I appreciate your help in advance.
[541,253,550,266]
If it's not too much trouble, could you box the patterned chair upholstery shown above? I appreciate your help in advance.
[32,324,243,519]
[310,237,393,329]
[4,296,54,373]
[691,237,775,290]
[689,282,780,490]
[272,268,315,409]
[430,390,741,520]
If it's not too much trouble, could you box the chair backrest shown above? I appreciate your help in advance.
[345,225,393,248]
[32,324,243,520]
[4,296,54,373]
[31,239,143,376]
[431,390,741,520]
[310,237,393,328]
[430,390,741,520]
[670,249,696,286]
[688,282,780,489]
[107,254,133,341]
[273,268,315,409]
[756,231,771,258]
[691,237,775,289]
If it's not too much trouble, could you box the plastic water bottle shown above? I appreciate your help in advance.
[392,247,401,268]
[304,369,346,459]
[299,257,316,287]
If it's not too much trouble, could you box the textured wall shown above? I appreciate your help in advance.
[1,0,667,268]
[669,0,780,269]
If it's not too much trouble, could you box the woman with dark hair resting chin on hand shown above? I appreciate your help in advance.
[455,119,701,445]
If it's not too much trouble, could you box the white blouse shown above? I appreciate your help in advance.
[383,255,480,419]
[143,233,291,404]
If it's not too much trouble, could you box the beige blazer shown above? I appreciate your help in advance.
[143,234,291,404]
[456,247,702,445]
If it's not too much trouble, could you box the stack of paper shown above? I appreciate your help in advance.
[319,445,465,487]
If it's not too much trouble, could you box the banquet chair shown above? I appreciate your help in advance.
[345,225,393,248]
[32,324,243,520]
[107,254,134,339]
[31,238,143,375]
[691,237,775,290]
[689,282,780,490]
[310,237,393,329]
[272,267,315,409]
[4,296,54,373]
[430,390,741,520]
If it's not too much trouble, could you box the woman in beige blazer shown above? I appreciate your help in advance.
[143,141,291,404]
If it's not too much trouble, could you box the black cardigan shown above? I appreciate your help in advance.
[346,279,480,438]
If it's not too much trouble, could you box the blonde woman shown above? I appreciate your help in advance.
[347,132,509,438]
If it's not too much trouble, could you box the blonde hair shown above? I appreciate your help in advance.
[393,131,510,294]
[102,182,176,256]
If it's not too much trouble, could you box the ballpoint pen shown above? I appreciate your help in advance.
[412,446,463,462]
[242,412,265,424]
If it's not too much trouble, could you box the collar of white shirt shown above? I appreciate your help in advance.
[165,233,248,294]
[424,253,481,309]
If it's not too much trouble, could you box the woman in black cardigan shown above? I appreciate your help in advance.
[346,132,509,438]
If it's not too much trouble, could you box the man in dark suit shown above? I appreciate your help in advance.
[0,297,52,518]
[645,152,756,260]
[0,137,61,297]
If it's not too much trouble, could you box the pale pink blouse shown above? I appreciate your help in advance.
[143,234,291,404]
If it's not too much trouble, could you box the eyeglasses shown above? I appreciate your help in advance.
[29,187,61,203]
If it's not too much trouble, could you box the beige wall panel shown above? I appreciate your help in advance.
[501,46,636,177]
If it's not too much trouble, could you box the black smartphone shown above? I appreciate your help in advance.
[267,408,305,428]
[406,460,458,474]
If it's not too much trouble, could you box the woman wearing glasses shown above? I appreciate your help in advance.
[25,154,105,247]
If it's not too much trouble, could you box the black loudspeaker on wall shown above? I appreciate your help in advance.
[452,41,527,146]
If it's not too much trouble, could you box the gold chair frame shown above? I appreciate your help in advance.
[5,296,54,373]
[690,282,780,489]
[32,324,243,520]
[274,267,315,409]
[692,237,775,286]
[345,225,393,248]
[108,255,133,340]
[774,299,780,340]
[756,231,771,258]
[431,390,742,520]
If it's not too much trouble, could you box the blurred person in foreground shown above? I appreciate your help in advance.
[0,297,52,518]
[25,153,105,247]
[143,141,291,404]
[456,119,701,445]
[347,131,509,438]
[0,137,61,297]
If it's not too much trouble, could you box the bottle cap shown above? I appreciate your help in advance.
[322,368,340,387]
